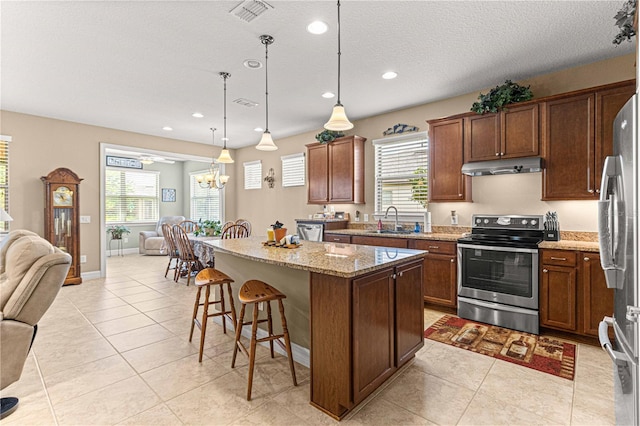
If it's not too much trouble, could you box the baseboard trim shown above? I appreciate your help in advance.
[81,270,101,281]
[210,315,310,368]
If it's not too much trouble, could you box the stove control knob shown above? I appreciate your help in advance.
[531,219,537,226]
[483,219,489,224]
[476,218,482,224]
[521,219,528,225]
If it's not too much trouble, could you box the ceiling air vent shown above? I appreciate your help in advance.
[233,98,259,108]
[229,1,273,23]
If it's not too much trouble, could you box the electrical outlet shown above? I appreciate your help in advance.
[258,302,264,311]
[364,214,369,222]
[80,255,87,263]
[124,238,128,243]
[79,216,91,223]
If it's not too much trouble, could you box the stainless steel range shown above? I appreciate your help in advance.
[457,214,544,334]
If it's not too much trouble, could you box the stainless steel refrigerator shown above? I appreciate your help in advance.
[599,93,639,426]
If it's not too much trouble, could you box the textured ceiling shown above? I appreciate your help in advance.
[1,1,634,150]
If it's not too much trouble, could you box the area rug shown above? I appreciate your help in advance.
[424,315,576,380]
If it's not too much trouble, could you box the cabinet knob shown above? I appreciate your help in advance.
[495,153,500,156]
[450,258,455,263]
[500,152,504,156]
[588,189,594,193]
[584,257,590,262]
[596,189,600,194]
[458,194,463,197]
[399,271,404,277]
[543,268,548,273]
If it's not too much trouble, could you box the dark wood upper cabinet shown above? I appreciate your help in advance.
[427,117,471,202]
[307,135,365,204]
[464,103,539,163]
[542,80,634,200]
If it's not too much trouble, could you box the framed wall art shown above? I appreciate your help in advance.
[162,188,176,202]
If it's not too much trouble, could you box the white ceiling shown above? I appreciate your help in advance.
[1,1,634,151]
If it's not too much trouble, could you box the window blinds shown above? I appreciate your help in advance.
[244,160,262,190]
[105,169,159,223]
[372,131,429,214]
[190,172,222,222]
[281,153,305,187]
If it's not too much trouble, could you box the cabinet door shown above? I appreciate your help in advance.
[464,113,500,162]
[540,264,577,331]
[352,268,395,404]
[395,260,424,367]
[541,93,595,200]
[307,143,328,204]
[423,253,457,308]
[329,139,355,202]
[501,103,539,158]
[428,118,471,202]
[594,83,635,193]
[582,252,614,337]
[350,235,408,248]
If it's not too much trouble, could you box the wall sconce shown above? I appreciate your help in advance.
[264,168,275,189]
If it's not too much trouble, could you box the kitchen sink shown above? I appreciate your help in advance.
[369,230,414,235]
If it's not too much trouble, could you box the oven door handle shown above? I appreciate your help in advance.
[457,243,538,254]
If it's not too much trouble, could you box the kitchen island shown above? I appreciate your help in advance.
[206,236,426,420]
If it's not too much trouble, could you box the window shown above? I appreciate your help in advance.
[190,171,222,221]
[281,153,305,187]
[0,137,8,231]
[105,169,159,224]
[244,160,262,190]
[373,131,429,215]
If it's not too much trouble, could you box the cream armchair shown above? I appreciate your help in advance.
[138,216,185,255]
[0,230,71,418]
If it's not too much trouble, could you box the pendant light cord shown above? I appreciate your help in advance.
[220,72,230,149]
[264,39,269,132]
[210,127,216,161]
[336,0,342,106]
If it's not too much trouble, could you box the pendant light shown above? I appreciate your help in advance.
[256,34,278,151]
[324,0,353,131]
[216,72,234,163]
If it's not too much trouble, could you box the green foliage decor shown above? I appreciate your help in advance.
[613,0,636,45]
[194,219,222,236]
[410,167,429,209]
[315,130,345,143]
[470,80,533,114]
[106,225,131,239]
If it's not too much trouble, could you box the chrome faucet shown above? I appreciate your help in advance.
[384,206,403,231]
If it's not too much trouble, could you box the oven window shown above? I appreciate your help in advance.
[460,247,533,297]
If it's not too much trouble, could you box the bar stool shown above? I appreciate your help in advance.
[231,279,297,400]
[189,268,237,362]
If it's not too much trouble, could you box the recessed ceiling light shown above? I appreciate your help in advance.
[307,20,328,35]
[322,92,335,99]
[162,126,173,131]
[254,127,264,132]
[192,112,204,118]
[382,71,398,80]
[243,59,263,69]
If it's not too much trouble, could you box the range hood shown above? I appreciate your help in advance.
[461,157,543,176]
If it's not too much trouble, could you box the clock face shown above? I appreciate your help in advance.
[53,186,73,206]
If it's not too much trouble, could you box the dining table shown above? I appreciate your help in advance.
[188,235,219,268]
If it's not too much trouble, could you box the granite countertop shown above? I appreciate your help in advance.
[295,218,349,223]
[324,228,464,242]
[205,236,426,278]
[539,240,599,252]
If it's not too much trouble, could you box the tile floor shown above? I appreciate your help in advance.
[1,253,615,425]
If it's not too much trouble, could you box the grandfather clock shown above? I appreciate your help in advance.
[41,168,83,285]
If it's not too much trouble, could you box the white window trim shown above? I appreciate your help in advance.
[281,152,305,188]
[372,131,429,222]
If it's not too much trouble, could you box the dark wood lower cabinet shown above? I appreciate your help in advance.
[540,249,612,337]
[310,259,424,419]
[409,240,457,308]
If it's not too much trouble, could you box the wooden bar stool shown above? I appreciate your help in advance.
[189,268,237,362]
[231,279,297,400]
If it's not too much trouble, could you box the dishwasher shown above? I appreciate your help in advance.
[296,222,324,242]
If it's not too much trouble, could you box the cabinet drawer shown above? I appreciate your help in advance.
[410,240,456,255]
[324,234,351,243]
[351,235,408,248]
[541,250,577,267]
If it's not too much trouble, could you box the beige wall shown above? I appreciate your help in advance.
[232,53,635,235]
[0,53,634,276]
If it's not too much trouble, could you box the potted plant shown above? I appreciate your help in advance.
[470,80,533,114]
[315,129,345,143]
[613,0,636,45]
[271,220,287,242]
[195,219,222,236]
[106,225,130,240]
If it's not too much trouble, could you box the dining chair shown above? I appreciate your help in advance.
[234,219,252,236]
[221,224,249,239]
[161,223,180,281]
[172,224,203,286]
[179,220,199,234]
[221,221,235,235]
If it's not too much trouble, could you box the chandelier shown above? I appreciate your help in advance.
[196,127,229,189]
